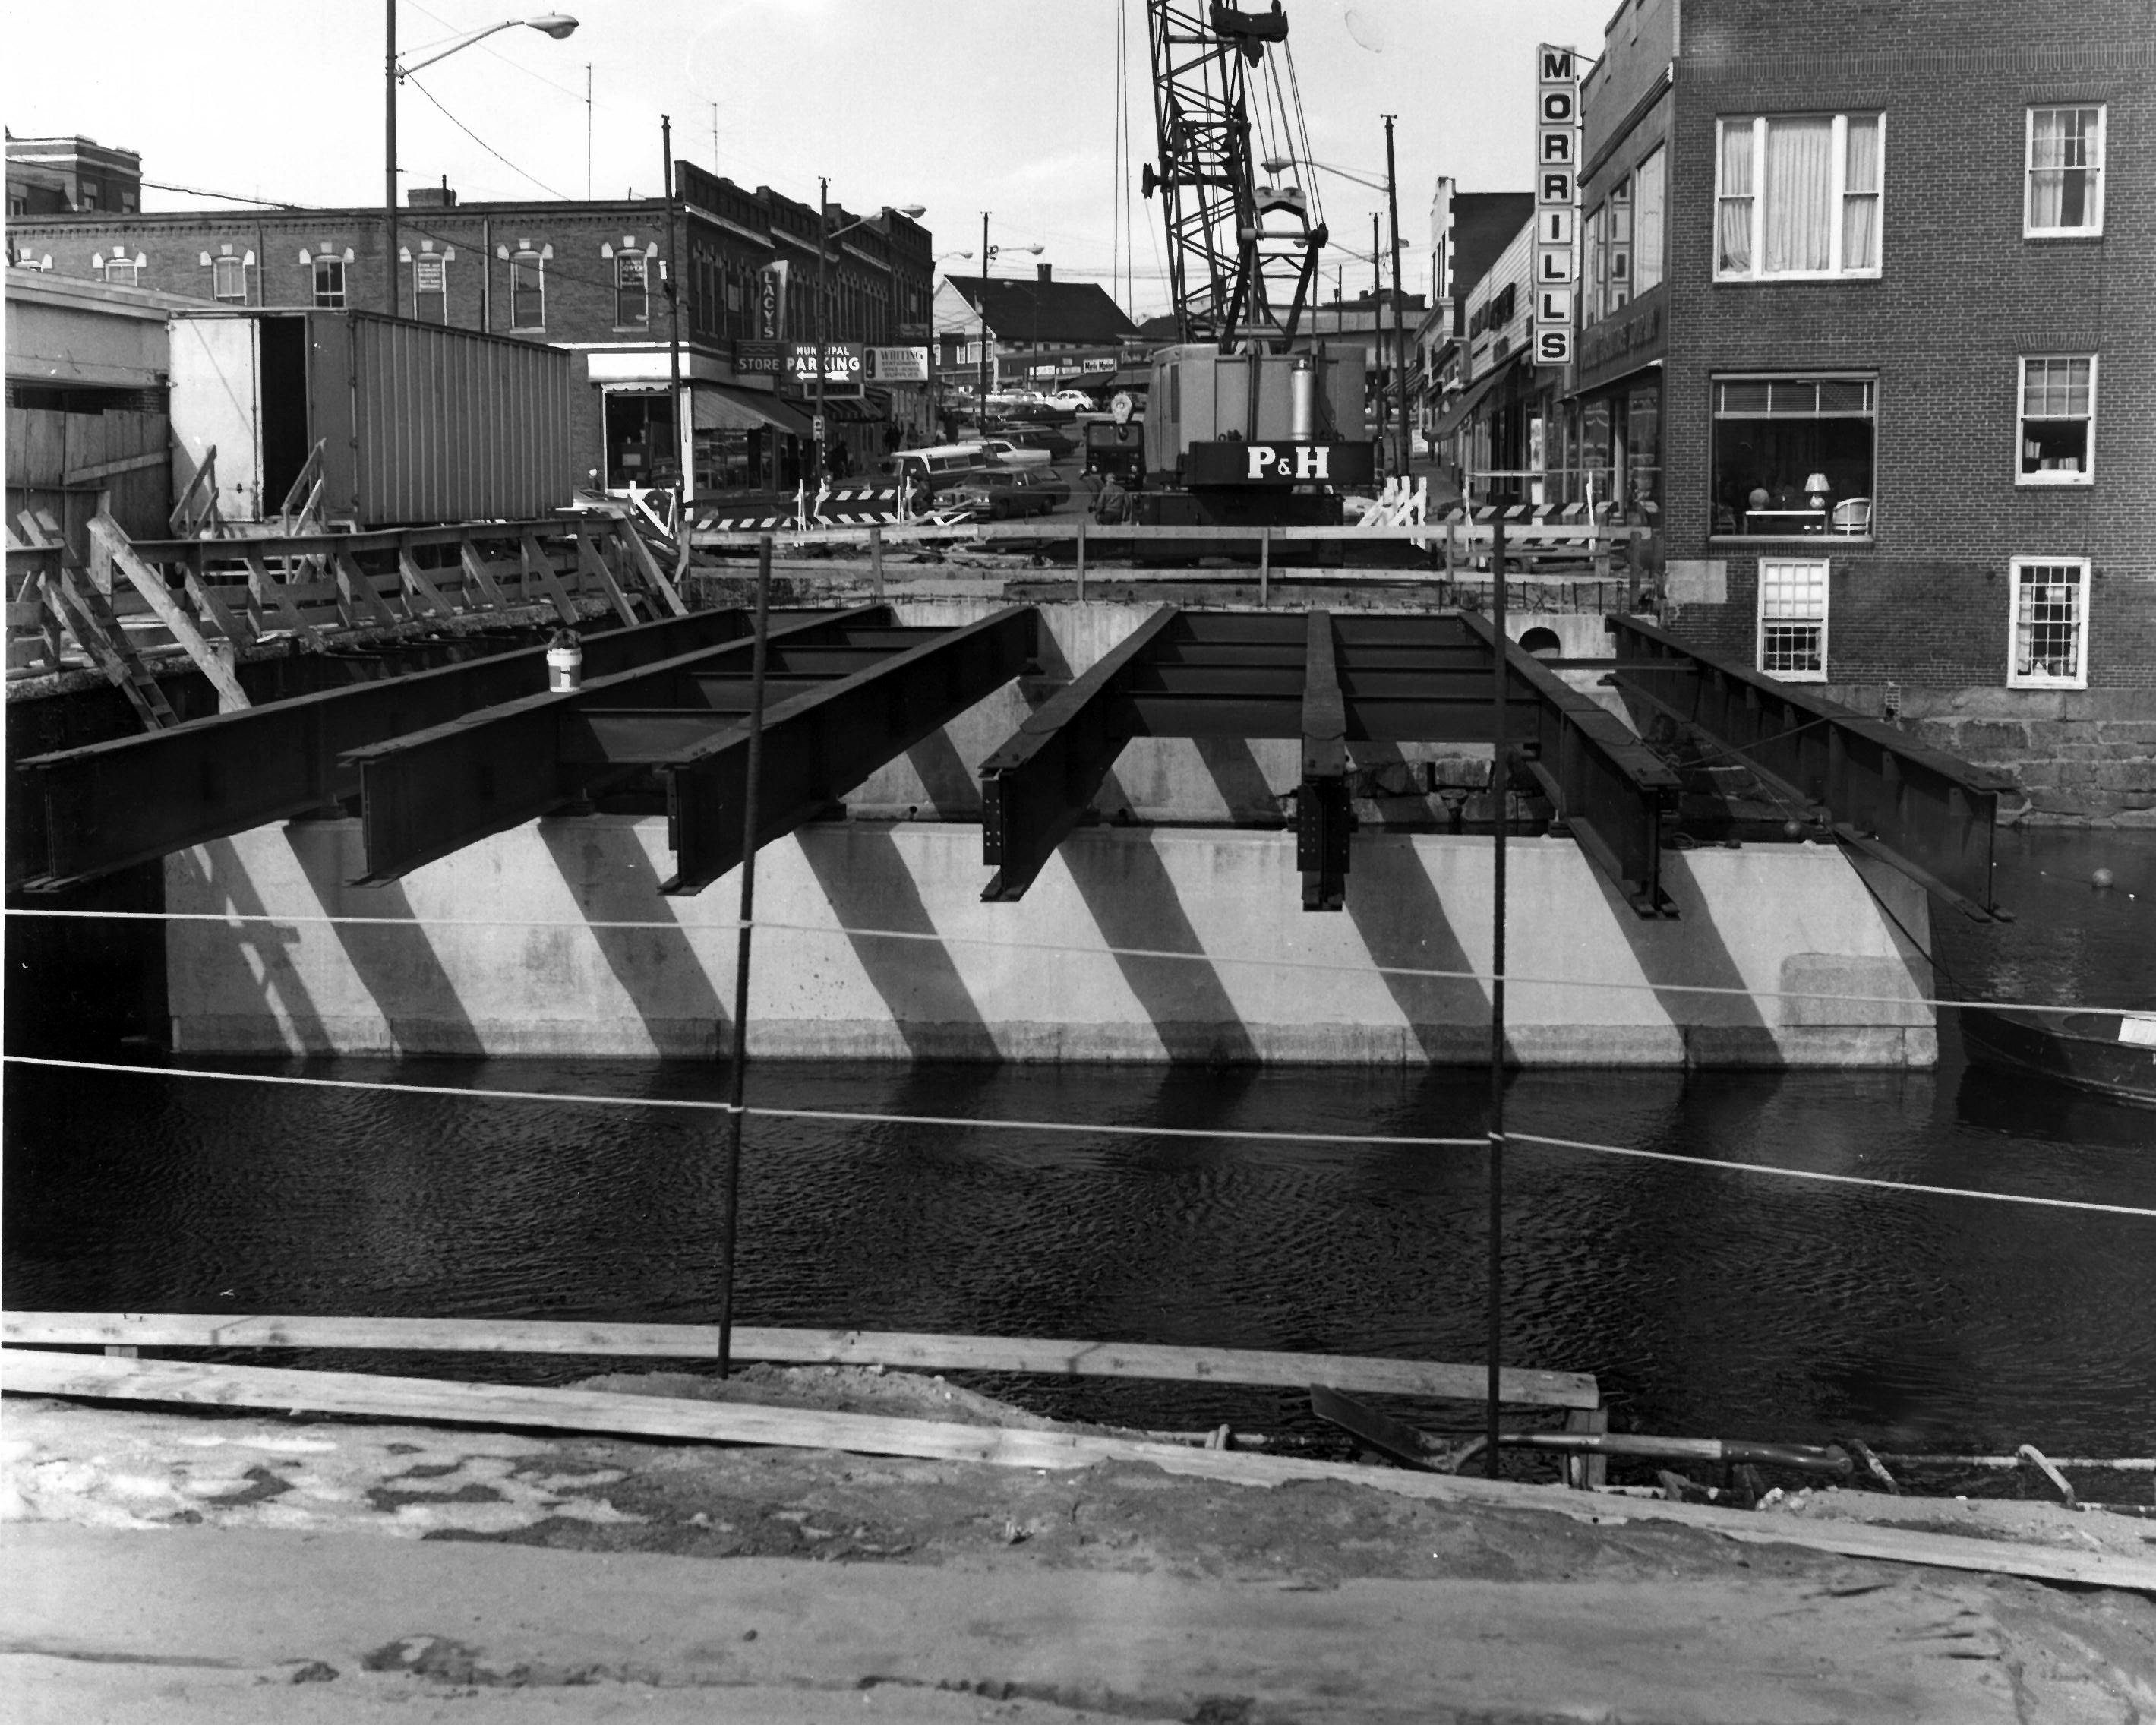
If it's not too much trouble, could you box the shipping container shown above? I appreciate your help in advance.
[167,310,572,527]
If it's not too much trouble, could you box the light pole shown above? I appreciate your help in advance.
[385,9,578,316]
[974,216,1042,415]
[816,193,925,479]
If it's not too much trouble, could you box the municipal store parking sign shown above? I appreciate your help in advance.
[1535,44,1580,367]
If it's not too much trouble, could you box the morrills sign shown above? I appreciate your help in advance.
[1183,440,1378,487]
[1534,44,1581,367]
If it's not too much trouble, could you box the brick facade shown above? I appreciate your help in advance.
[1653,0,2156,821]
[7,165,936,494]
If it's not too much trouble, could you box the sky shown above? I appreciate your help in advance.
[5,0,1617,321]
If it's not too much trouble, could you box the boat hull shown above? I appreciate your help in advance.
[1959,1006,2156,1107]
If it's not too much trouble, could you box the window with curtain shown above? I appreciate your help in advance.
[2018,355,2096,483]
[1633,147,1666,293]
[1606,175,1633,311]
[1716,114,1883,280]
[1584,202,1607,321]
[2026,106,2104,235]
[2009,559,2089,687]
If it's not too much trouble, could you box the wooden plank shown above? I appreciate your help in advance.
[0,1312,1599,1409]
[241,548,324,647]
[577,529,641,628]
[331,548,403,630]
[176,552,254,650]
[519,530,582,627]
[5,1348,2148,1593]
[609,517,690,618]
[61,448,167,487]
[1309,1383,1440,1470]
[87,514,248,710]
[458,541,510,611]
[396,548,457,621]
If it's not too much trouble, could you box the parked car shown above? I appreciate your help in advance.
[975,436,1053,469]
[879,442,992,492]
[942,468,1068,520]
[1043,390,1097,414]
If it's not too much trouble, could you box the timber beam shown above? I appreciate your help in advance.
[346,606,889,885]
[661,605,1040,895]
[1605,614,2014,919]
[980,604,1183,902]
[11,608,774,892]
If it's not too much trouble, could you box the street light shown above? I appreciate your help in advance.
[386,8,580,315]
[816,189,925,479]
[976,215,1044,414]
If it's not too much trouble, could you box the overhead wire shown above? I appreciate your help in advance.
[402,75,571,201]
[2,905,2135,1022]
[8,1053,2151,1220]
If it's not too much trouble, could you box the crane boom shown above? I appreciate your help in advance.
[1142,0,1327,351]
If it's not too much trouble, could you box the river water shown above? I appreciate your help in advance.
[6,828,2152,1458]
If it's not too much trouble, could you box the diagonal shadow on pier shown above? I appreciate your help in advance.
[1061,833,1260,1065]
[1189,735,1283,821]
[538,818,727,1058]
[177,836,334,1052]
[1345,840,1501,1064]
[797,826,1003,1062]
[287,832,488,1057]
[904,728,983,818]
[1586,857,1782,1066]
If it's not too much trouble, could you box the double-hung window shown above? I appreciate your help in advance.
[2017,355,2095,483]
[1758,557,1829,681]
[510,251,545,329]
[312,256,346,308]
[615,251,649,327]
[2007,559,2089,688]
[212,255,246,302]
[103,257,139,286]
[1716,113,1883,280]
[1632,146,1666,294]
[2025,106,2104,236]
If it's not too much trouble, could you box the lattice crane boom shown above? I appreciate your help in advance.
[1141,0,1327,352]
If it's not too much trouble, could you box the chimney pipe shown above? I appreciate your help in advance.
[1036,261,1052,282]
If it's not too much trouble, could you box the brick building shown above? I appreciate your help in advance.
[6,161,936,498]
[1555,0,2154,820]
[932,269,1141,404]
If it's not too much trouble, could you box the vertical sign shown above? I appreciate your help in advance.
[758,261,789,340]
[1534,44,1580,367]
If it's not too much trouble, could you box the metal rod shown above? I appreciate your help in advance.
[715,535,774,1377]
[816,176,830,484]
[1384,114,1409,481]
[978,212,991,416]
[1486,514,1507,1480]
[384,0,398,317]
[664,116,685,504]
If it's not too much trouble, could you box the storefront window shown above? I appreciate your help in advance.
[1626,387,1661,520]
[1711,374,1875,538]
[605,391,677,490]
[1579,398,1612,510]
[694,428,758,493]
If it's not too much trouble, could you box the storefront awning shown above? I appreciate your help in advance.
[1427,352,1523,441]
[692,385,812,437]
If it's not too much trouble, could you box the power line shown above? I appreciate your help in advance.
[8,1054,2151,1219]
[1,905,2134,1020]
[402,74,570,202]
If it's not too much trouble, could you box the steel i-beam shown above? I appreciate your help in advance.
[661,605,1040,894]
[979,604,1182,902]
[345,607,888,885]
[11,608,759,892]
[1299,608,1351,911]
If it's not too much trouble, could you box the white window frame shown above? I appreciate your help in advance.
[211,254,247,302]
[1633,144,1666,295]
[1714,112,1886,283]
[412,252,449,323]
[103,257,139,286]
[312,255,346,309]
[2016,354,2096,487]
[2025,105,2105,239]
[614,249,650,328]
[509,250,546,330]
[1757,556,1830,682]
[2006,558,2091,689]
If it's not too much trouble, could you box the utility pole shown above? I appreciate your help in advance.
[1372,213,1385,469]
[816,175,831,482]
[1384,113,1410,479]
[384,0,399,316]
[978,212,991,416]
[585,67,593,200]
[664,115,685,500]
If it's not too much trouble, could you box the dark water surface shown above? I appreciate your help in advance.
[7,829,2153,1455]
